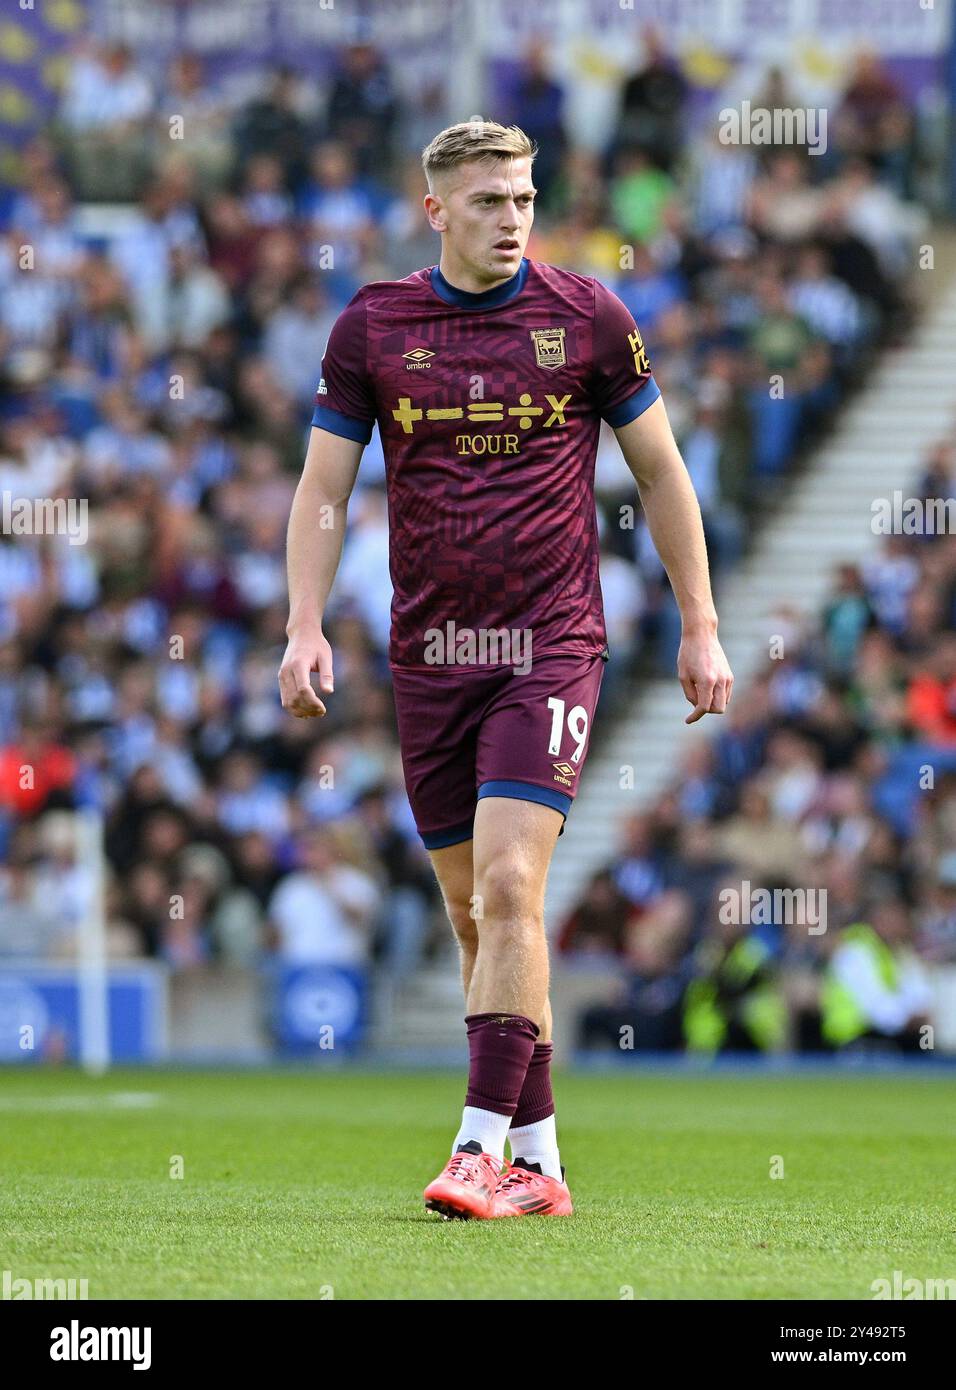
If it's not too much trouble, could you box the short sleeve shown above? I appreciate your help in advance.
[590,278,660,428]
[311,292,376,444]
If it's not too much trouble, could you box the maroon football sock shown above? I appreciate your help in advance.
[464,1013,539,1116]
[511,1040,555,1128]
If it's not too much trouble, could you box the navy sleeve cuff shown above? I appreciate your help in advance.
[603,377,661,429]
[311,405,374,444]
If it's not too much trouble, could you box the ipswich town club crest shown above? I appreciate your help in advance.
[530,327,566,369]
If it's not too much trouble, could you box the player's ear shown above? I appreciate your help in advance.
[424,193,447,233]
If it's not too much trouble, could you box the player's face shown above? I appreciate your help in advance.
[430,156,536,289]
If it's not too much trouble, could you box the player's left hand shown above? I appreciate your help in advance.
[677,629,734,725]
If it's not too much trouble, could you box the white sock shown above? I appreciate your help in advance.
[452,1106,511,1162]
[508,1114,562,1181]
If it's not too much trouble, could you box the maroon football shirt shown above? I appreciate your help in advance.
[312,257,659,669]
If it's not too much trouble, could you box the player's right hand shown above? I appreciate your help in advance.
[278,626,334,718]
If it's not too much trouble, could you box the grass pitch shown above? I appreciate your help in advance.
[1,1067,953,1300]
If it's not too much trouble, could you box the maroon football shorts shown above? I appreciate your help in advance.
[390,650,606,850]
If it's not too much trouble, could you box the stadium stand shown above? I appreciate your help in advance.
[0,20,951,1059]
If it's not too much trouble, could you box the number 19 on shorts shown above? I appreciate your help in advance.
[547,697,589,763]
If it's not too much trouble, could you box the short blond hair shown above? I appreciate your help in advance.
[421,121,536,190]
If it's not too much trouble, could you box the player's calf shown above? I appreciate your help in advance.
[445,902,479,995]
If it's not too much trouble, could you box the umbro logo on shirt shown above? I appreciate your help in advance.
[403,348,435,369]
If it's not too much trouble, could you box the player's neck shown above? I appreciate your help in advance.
[436,254,520,297]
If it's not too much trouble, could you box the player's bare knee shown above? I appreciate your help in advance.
[473,856,542,931]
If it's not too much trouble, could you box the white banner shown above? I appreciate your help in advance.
[481,0,951,57]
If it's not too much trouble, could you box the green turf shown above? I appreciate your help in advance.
[1,1067,954,1299]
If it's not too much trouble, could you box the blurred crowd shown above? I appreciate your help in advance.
[564,437,956,1054]
[0,32,941,1046]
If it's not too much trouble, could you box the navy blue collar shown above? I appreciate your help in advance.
[430,258,529,309]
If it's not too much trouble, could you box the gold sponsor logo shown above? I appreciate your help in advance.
[552,761,576,786]
[530,327,567,370]
[391,392,570,435]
